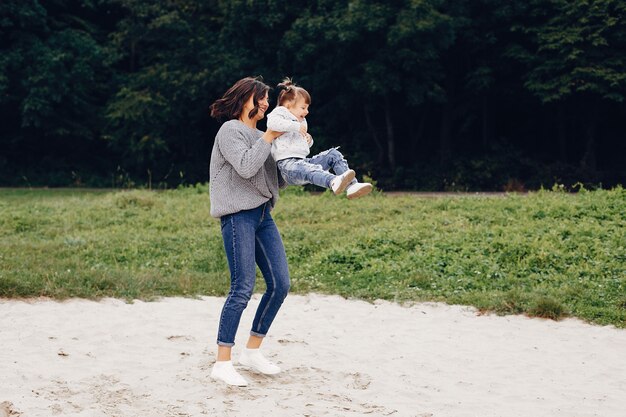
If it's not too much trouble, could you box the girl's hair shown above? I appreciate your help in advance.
[276,78,311,107]
[210,76,270,121]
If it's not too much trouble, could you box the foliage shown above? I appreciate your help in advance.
[0,0,625,188]
[516,0,626,103]
[103,0,222,180]
[1,2,112,133]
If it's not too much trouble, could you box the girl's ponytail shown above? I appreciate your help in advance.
[277,77,294,91]
[276,77,311,107]
[276,77,296,106]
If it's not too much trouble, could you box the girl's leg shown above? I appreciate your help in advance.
[307,148,357,187]
[278,158,335,189]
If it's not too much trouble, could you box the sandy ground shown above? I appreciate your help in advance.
[1,294,625,417]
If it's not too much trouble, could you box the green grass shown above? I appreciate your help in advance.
[1,185,624,327]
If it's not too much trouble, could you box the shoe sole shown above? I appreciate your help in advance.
[347,184,373,200]
[333,170,356,195]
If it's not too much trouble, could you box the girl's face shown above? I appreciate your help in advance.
[286,95,309,121]
[242,92,270,121]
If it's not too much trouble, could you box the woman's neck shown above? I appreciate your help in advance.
[238,114,257,129]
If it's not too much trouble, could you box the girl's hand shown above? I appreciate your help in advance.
[299,124,308,136]
[305,133,313,145]
[262,129,284,143]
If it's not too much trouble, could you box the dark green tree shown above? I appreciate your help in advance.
[281,0,454,171]
[0,0,113,183]
[515,0,626,172]
[1,0,624,188]
[104,0,223,184]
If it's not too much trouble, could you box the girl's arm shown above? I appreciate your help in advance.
[305,133,314,148]
[267,108,303,133]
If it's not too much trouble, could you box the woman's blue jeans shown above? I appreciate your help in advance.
[217,201,290,346]
[277,147,357,189]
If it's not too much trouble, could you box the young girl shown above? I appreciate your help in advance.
[267,79,373,199]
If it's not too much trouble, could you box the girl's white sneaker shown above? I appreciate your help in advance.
[330,169,356,195]
[239,348,281,375]
[346,182,373,199]
[211,360,248,386]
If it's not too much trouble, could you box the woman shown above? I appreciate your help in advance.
[208,77,289,387]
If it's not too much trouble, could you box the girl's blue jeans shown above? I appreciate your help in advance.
[277,148,357,189]
[217,201,290,346]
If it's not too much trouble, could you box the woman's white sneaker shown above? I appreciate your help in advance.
[346,182,373,199]
[239,348,281,375]
[330,169,356,195]
[211,360,248,386]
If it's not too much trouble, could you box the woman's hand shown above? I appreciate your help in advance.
[262,129,284,143]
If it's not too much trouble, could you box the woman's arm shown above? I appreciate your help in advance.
[217,125,280,179]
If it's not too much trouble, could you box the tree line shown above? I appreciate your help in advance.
[1,0,625,190]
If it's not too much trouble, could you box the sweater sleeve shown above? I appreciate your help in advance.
[217,123,272,179]
[267,108,302,133]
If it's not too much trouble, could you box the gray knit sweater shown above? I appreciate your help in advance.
[209,120,282,218]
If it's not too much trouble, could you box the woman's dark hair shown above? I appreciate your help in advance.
[276,77,311,107]
[210,76,270,121]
